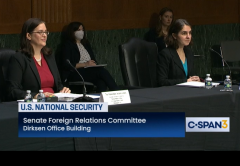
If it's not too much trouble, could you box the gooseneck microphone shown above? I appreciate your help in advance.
[209,48,232,78]
[66,59,95,102]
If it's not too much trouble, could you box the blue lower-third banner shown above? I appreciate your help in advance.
[18,112,185,137]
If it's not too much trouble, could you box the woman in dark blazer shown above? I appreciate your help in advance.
[7,18,70,101]
[157,19,200,86]
[62,22,118,93]
[144,7,173,53]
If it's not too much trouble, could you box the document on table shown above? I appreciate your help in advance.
[17,99,38,102]
[54,93,100,99]
[54,93,100,102]
[176,81,220,88]
[17,93,100,102]
[84,64,107,68]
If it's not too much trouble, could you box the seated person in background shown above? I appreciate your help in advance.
[144,7,173,53]
[62,22,119,93]
[157,19,200,86]
[7,18,70,101]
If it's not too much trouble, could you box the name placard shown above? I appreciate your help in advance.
[99,90,131,105]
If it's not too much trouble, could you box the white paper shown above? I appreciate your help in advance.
[17,93,100,102]
[17,99,37,102]
[99,90,131,105]
[84,64,107,68]
[54,93,100,99]
[176,81,220,88]
[54,93,83,98]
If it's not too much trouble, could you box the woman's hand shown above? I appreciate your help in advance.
[85,60,96,67]
[43,92,55,97]
[34,92,55,99]
[60,87,71,93]
[187,76,200,82]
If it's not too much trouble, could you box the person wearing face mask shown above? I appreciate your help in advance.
[61,22,119,93]
[157,19,200,87]
[144,7,174,53]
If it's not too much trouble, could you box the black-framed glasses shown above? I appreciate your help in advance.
[31,31,50,36]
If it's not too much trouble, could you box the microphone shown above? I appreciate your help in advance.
[209,48,232,78]
[66,59,95,102]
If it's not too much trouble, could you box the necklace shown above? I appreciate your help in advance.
[35,56,41,62]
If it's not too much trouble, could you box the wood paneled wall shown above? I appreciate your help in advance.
[31,0,72,32]
[0,0,31,34]
[0,0,240,34]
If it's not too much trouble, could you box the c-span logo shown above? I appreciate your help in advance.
[186,117,230,132]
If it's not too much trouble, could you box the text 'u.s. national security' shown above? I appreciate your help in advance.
[18,102,108,112]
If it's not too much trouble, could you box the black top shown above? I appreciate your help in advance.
[6,52,63,100]
[157,46,195,86]
[62,40,97,80]
[144,28,166,53]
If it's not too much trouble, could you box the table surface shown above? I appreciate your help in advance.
[1,85,240,151]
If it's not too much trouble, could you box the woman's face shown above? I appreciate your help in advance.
[27,23,48,49]
[173,25,192,47]
[74,25,84,41]
[160,11,173,27]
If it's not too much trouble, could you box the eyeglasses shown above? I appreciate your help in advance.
[31,31,50,36]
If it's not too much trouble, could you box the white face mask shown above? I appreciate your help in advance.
[75,30,84,40]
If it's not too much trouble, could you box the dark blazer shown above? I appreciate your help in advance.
[157,46,195,86]
[144,28,166,53]
[6,52,63,100]
[62,40,97,80]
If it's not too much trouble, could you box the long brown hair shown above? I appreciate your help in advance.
[19,18,52,57]
[155,7,174,37]
[165,19,193,49]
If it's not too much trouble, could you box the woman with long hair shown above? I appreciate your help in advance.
[61,22,118,93]
[7,18,70,100]
[157,19,200,86]
[144,7,173,53]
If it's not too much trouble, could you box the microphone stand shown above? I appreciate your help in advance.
[66,59,95,102]
[209,48,232,79]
